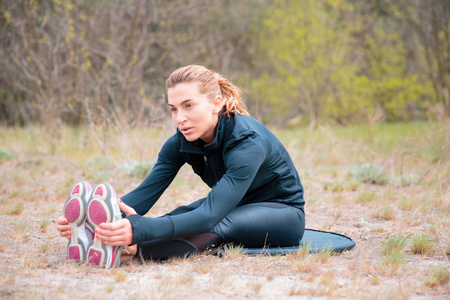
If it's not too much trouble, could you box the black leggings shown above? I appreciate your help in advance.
[136,202,305,261]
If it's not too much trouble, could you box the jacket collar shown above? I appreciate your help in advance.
[179,112,235,155]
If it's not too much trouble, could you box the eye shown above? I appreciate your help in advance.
[170,107,177,113]
[185,103,193,109]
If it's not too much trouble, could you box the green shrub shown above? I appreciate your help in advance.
[426,266,450,288]
[86,155,113,170]
[382,251,406,270]
[382,235,407,255]
[86,155,113,182]
[351,163,388,185]
[393,175,417,186]
[324,181,359,192]
[119,160,155,179]
[0,149,13,162]
[357,191,377,204]
[5,203,24,215]
[410,234,436,255]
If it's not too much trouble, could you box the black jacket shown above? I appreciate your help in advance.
[122,113,304,244]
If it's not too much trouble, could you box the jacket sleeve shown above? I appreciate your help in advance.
[126,133,268,244]
[120,134,184,217]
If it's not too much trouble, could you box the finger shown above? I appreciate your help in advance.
[95,232,129,245]
[118,199,137,216]
[99,218,132,230]
[56,224,69,232]
[56,216,68,226]
[96,234,126,243]
[95,219,133,245]
[101,240,128,246]
[95,225,129,239]
[95,228,132,245]
[98,221,123,231]
[59,229,71,238]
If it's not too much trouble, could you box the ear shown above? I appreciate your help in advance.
[212,95,222,113]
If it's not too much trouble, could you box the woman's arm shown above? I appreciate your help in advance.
[120,134,184,216]
[126,134,267,244]
[96,134,185,246]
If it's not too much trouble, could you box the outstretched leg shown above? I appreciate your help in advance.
[135,232,223,261]
[212,202,305,248]
[133,202,304,262]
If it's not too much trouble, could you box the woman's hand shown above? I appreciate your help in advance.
[56,216,71,239]
[94,199,137,246]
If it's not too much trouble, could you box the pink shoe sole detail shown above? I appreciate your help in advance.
[94,186,104,197]
[88,200,107,225]
[72,184,80,195]
[68,245,81,260]
[87,249,103,266]
[64,199,81,223]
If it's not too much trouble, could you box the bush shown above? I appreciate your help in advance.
[351,163,388,185]
[410,234,436,255]
[0,149,13,162]
[382,235,407,255]
[86,155,113,171]
[86,155,114,182]
[426,266,450,288]
[119,161,154,179]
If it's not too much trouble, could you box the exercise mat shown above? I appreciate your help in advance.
[218,229,356,256]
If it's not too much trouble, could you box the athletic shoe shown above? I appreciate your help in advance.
[63,181,93,261]
[86,182,123,268]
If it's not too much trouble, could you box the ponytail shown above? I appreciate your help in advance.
[166,65,249,116]
[214,73,249,116]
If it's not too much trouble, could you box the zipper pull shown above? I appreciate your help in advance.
[204,156,208,167]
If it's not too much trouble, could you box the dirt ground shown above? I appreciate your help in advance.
[0,131,449,299]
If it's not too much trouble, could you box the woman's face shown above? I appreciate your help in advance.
[168,82,221,144]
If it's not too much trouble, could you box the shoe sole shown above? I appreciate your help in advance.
[86,183,118,268]
[63,181,91,261]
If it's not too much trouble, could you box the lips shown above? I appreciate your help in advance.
[180,127,193,135]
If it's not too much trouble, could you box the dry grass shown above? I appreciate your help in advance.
[0,121,449,299]
[410,234,438,256]
[426,266,450,288]
[4,203,24,216]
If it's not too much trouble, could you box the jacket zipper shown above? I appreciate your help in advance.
[204,156,218,183]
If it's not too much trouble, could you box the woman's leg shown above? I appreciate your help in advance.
[212,202,305,248]
[120,245,137,263]
[135,202,304,261]
[134,233,223,261]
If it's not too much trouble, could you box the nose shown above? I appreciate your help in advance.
[175,110,187,125]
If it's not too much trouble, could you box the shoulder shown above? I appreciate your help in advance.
[158,132,182,160]
[229,114,276,147]
[232,114,268,138]
[163,132,182,148]
[224,114,272,159]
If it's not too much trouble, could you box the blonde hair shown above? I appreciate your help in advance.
[166,65,249,116]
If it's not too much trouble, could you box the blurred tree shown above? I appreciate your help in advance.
[252,0,350,127]
[252,0,437,125]
[342,0,434,123]
[0,0,263,152]
[407,0,450,117]
[0,0,447,132]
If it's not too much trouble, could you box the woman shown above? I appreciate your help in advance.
[57,65,305,266]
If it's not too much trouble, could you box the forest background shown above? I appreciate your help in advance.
[1,0,449,133]
[0,1,449,298]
